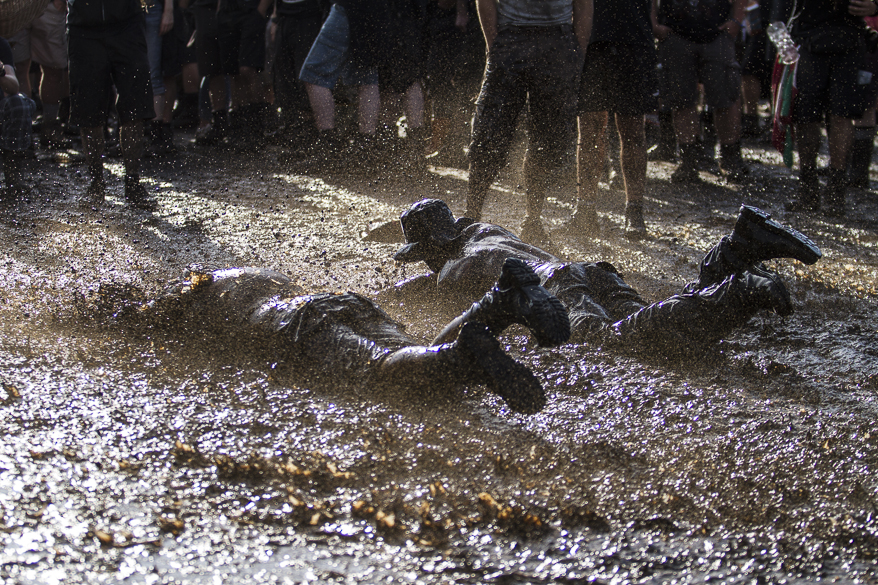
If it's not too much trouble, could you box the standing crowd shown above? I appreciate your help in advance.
[0,0,876,235]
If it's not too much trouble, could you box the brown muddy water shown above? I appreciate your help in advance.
[1,137,877,584]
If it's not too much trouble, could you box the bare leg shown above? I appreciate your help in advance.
[615,113,646,207]
[577,111,608,208]
[305,82,335,131]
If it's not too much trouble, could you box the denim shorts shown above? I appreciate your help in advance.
[298,4,379,88]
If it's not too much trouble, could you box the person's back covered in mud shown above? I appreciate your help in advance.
[392,199,823,356]
[130,261,573,414]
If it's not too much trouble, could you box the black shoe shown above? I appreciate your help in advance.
[624,202,647,240]
[743,265,793,317]
[491,258,571,346]
[456,321,546,414]
[124,176,157,211]
[730,205,821,265]
[519,217,551,249]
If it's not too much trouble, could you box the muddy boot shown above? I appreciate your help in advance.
[124,175,158,211]
[823,167,847,218]
[195,110,229,146]
[155,122,177,156]
[786,165,820,212]
[742,113,762,138]
[1,149,27,201]
[432,257,571,347]
[670,143,701,184]
[569,199,599,237]
[687,206,821,292]
[84,161,105,206]
[378,322,546,414]
[730,205,821,264]
[719,141,749,182]
[648,110,677,161]
[607,268,792,354]
[848,126,875,189]
[624,202,647,240]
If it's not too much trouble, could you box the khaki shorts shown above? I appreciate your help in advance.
[8,3,67,70]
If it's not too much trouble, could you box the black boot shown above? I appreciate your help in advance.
[124,175,158,211]
[823,167,847,218]
[648,110,677,161]
[671,143,701,183]
[432,258,571,347]
[624,202,647,240]
[378,322,546,414]
[606,268,792,355]
[2,149,27,200]
[786,165,820,212]
[719,141,749,182]
[195,110,229,146]
[848,126,875,189]
[729,205,821,265]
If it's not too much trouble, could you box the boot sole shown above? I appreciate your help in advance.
[458,322,546,414]
[499,258,571,347]
[739,205,822,265]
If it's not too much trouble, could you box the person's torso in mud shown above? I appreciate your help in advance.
[437,223,564,298]
[150,268,415,361]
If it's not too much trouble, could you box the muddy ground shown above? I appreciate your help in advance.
[0,129,877,584]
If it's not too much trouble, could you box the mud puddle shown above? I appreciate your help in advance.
[1,137,877,583]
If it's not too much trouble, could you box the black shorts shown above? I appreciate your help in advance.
[193,4,222,77]
[216,9,268,73]
[67,19,154,127]
[792,47,873,123]
[380,17,423,94]
[578,43,659,115]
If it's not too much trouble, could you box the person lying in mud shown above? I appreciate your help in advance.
[392,199,822,354]
[138,259,571,414]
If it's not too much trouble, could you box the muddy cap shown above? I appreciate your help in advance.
[394,199,462,263]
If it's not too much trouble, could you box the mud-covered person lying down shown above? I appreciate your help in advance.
[117,262,572,414]
[391,200,822,357]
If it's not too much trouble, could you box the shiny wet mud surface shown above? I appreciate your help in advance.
[1,138,878,583]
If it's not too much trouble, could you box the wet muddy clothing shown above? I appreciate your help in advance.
[469,24,582,198]
[156,268,422,386]
[434,221,779,350]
